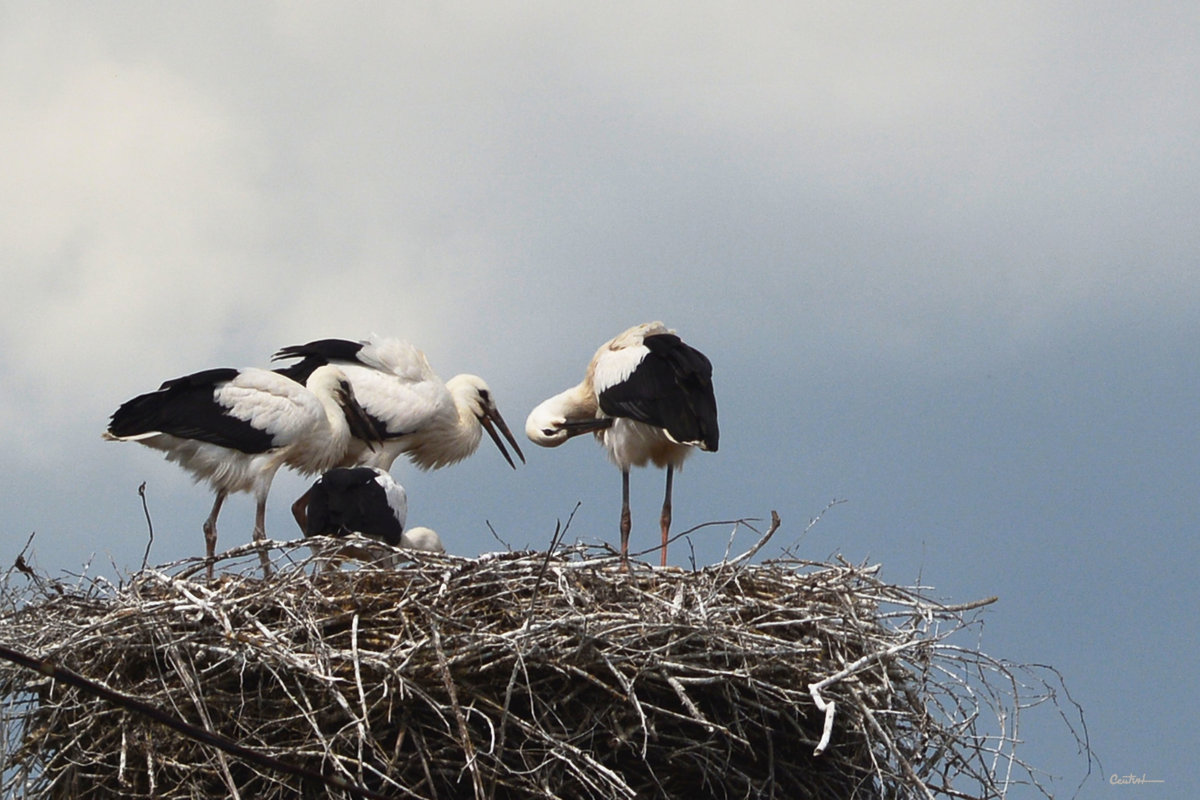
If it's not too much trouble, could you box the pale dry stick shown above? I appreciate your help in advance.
[924,648,1014,784]
[350,612,370,786]
[725,510,783,568]
[640,685,749,746]
[975,650,1040,795]
[773,498,849,562]
[144,733,158,796]
[172,536,308,580]
[306,641,418,797]
[118,726,128,787]
[242,647,340,759]
[809,637,931,756]
[243,608,386,790]
[718,517,754,564]
[600,651,650,757]
[138,482,154,572]
[936,596,1001,613]
[169,580,235,638]
[699,512,782,606]
[430,619,485,800]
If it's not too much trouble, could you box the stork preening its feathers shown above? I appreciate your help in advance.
[104,365,378,579]
[526,322,718,567]
[304,466,444,566]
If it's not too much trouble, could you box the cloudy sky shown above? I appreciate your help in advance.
[2,2,1196,792]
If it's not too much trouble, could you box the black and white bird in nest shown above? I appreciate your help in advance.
[302,466,443,562]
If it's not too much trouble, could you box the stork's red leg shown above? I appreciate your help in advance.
[620,469,632,571]
[254,495,273,578]
[659,465,674,567]
[202,490,226,582]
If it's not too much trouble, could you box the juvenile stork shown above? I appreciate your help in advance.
[272,337,525,528]
[525,322,718,567]
[304,466,444,562]
[104,365,377,579]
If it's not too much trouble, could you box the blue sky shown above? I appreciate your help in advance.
[2,3,1197,793]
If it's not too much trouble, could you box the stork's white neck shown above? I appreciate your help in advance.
[295,366,356,474]
[402,374,486,470]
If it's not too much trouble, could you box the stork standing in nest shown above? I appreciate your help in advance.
[104,364,378,579]
[272,336,525,530]
[525,322,719,567]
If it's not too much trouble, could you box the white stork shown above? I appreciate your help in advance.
[104,365,378,579]
[304,466,444,566]
[272,337,525,528]
[525,321,718,568]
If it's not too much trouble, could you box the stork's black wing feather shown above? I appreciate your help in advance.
[598,334,719,451]
[305,467,404,546]
[107,368,277,453]
[272,356,325,385]
[270,340,392,441]
[272,339,366,366]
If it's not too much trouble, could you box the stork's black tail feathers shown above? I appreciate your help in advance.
[106,369,276,452]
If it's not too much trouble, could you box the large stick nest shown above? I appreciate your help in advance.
[0,520,1084,799]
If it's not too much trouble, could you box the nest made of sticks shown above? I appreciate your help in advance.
[0,518,1086,799]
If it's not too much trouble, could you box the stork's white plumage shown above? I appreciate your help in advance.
[399,526,444,552]
[526,321,718,567]
[104,365,376,578]
[273,337,525,472]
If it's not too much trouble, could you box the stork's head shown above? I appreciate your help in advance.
[525,386,612,447]
[525,393,573,447]
[400,525,445,553]
[446,374,525,468]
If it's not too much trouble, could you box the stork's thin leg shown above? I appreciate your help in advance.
[620,469,632,571]
[291,487,313,534]
[202,490,226,582]
[659,465,674,568]
[254,496,273,578]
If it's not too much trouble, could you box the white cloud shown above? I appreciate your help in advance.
[2,2,1198,461]
[0,20,273,450]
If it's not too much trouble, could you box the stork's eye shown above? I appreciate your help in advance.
[542,428,556,437]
